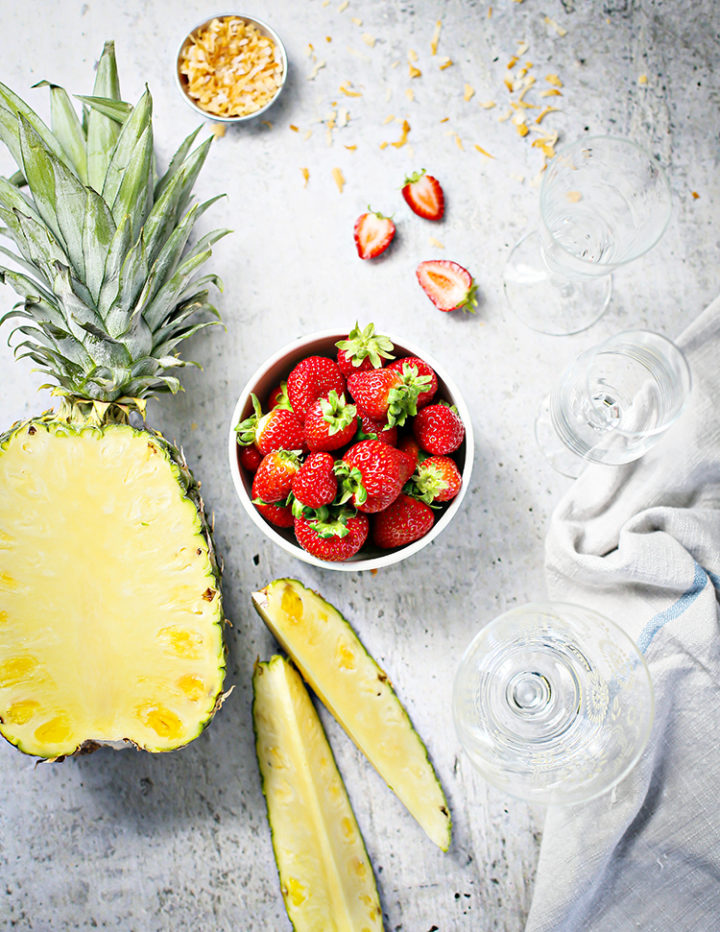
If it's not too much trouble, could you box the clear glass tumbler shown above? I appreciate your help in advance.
[503,136,673,335]
[452,603,654,806]
[535,329,692,478]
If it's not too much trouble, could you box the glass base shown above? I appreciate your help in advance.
[503,231,613,335]
[535,395,587,478]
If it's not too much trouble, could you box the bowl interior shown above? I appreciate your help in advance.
[228,332,474,571]
[176,13,287,123]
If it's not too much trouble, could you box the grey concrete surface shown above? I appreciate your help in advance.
[0,1,718,929]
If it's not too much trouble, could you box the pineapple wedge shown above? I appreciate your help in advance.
[252,579,451,851]
[253,655,383,932]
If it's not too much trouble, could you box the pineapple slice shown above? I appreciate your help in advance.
[252,579,451,851]
[0,420,225,758]
[253,655,383,932]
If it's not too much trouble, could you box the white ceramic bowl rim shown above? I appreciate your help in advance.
[227,329,474,572]
[175,12,288,123]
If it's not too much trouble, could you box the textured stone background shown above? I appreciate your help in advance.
[0,1,718,929]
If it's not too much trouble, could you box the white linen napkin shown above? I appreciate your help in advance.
[526,295,720,932]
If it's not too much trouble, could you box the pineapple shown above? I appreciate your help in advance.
[0,43,228,758]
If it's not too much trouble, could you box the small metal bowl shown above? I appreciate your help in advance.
[176,12,288,123]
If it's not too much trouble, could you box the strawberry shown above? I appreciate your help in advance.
[255,500,294,528]
[238,444,263,473]
[251,451,301,503]
[287,356,346,422]
[397,435,423,471]
[396,448,416,486]
[416,260,478,313]
[386,357,438,409]
[413,403,465,455]
[372,494,435,549]
[339,439,407,513]
[357,412,398,447]
[335,322,395,377]
[291,452,338,511]
[267,380,289,409]
[303,390,359,452]
[411,455,462,503]
[236,394,305,456]
[347,365,432,428]
[294,508,369,562]
[402,169,445,221]
[354,209,396,259]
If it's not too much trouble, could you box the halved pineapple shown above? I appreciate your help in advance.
[0,420,225,757]
[252,578,451,851]
[253,655,383,932]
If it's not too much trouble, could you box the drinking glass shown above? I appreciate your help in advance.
[452,603,654,806]
[503,136,673,335]
[535,329,691,478]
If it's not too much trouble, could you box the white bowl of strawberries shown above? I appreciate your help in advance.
[228,323,473,571]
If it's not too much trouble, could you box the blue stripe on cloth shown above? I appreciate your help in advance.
[637,562,709,653]
[707,569,720,592]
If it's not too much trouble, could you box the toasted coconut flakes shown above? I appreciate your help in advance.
[464,83,476,101]
[478,99,496,109]
[497,108,512,122]
[488,4,493,14]
[638,73,648,85]
[691,191,700,199]
[304,129,313,140]
[439,57,453,70]
[339,81,363,97]
[382,113,395,124]
[453,133,464,150]
[439,116,450,122]
[504,78,514,92]
[306,44,314,56]
[338,0,349,10]
[544,16,568,37]
[430,20,442,55]
[531,138,556,158]
[535,106,558,124]
[332,167,345,192]
[545,73,563,87]
[409,64,422,78]
[344,144,357,150]
[429,236,445,248]
[326,127,333,145]
[352,16,362,25]
[405,88,415,101]
[300,167,309,186]
[474,144,495,158]
[178,16,285,118]
[540,88,563,97]
[362,33,376,47]
[379,141,388,150]
[289,124,299,131]
[516,123,529,137]
[566,190,582,203]
[408,48,418,62]
[308,60,327,80]
[326,36,332,43]
[516,41,529,55]
[391,60,401,68]
[337,108,349,127]
[261,120,273,129]
[507,55,518,69]
[391,119,411,147]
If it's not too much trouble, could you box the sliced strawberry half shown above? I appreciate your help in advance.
[402,170,445,221]
[416,260,478,313]
[354,209,396,259]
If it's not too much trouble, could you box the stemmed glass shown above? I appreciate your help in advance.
[503,136,673,335]
[452,603,654,806]
[535,329,692,478]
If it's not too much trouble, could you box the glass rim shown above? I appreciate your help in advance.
[539,135,673,271]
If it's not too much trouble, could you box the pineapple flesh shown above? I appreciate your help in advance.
[0,44,228,758]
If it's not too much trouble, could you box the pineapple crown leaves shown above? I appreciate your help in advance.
[0,41,228,406]
[335,321,395,369]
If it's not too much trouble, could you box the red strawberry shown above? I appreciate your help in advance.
[416,260,478,313]
[397,435,422,471]
[303,391,358,452]
[236,394,305,456]
[335,322,395,377]
[372,494,435,548]
[238,444,263,473]
[267,381,289,409]
[294,509,369,562]
[402,169,445,221]
[412,455,462,503]
[287,356,346,422]
[413,403,465,455]
[255,500,294,528]
[396,449,416,486]
[354,209,396,259]
[386,357,438,409]
[291,452,338,511]
[357,412,398,447]
[339,439,407,513]
[347,365,432,428]
[251,451,301,503]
